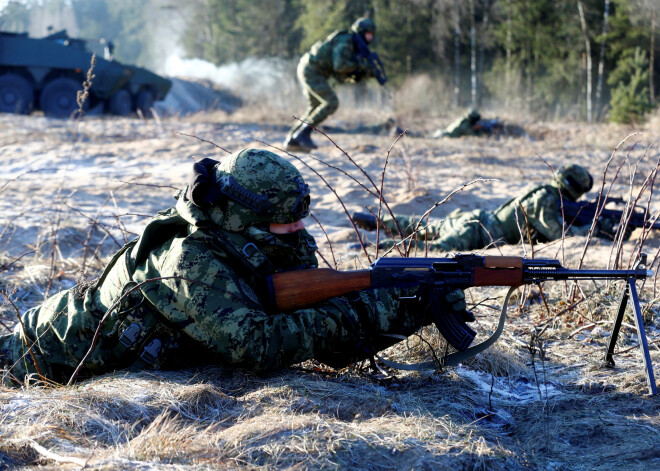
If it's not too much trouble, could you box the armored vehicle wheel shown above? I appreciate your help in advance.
[109,89,132,116]
[136,88,155,116]
[0,73,34,114]
[40,77,86,118]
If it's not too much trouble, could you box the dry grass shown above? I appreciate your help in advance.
[0,109,659,470]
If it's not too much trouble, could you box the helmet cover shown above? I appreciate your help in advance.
[554,164,593,200]
[351,17,376,36]
[213,149,310,231]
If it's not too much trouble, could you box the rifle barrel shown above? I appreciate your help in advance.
[524,268,651,282]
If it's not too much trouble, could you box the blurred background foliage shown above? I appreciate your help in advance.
[0,0,657,123]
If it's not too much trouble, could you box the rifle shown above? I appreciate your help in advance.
[353,33,387,86]
[266,253,657,394]
[563,198,660,231]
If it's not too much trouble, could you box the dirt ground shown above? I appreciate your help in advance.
[0,105,659,470]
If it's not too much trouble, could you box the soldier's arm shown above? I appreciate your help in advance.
[332,35,370,79]
[526,190,590,241]
[138,239,420,371]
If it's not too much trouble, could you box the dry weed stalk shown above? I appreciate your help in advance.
[43,54,97,299]
[76,54,95,118]
[289,118,409,251]
[1,290,46,383]
[309,213,336,269]
[576,133,641,271]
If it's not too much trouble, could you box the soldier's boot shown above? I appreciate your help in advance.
[352,212,378,231]
[283,124,317,152]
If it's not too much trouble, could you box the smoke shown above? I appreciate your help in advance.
[164,51,302,109]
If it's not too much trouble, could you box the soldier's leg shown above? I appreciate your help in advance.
[0,287,118,383]
[302,75,339,127]
[288,81,322,139]
[285,66,336,150]
[430,210,503,252]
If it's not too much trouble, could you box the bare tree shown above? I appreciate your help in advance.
[505,0,512,107]
[470,0,477,108]
[648,5,656,105]
[577,0,593,122]
[595,0,610,120]
[454,0,461,108]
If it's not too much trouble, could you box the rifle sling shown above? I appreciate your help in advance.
[374,286,517,372]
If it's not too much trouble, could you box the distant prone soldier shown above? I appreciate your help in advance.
[433,109,523,139]
[353,164,630,251]
[284,17,386,152]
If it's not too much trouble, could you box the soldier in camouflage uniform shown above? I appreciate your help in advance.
[0,149,468,384]
[284,18,379,152]
[354,164,603,251]
[435,109,484,138]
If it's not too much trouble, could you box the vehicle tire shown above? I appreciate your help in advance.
[135,88,155,116]
[0,73,34,114]
[39,77,86,118]
[109,89,132,116]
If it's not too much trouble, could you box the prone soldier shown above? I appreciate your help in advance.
[0,149,468,384]
[353,164,624,251]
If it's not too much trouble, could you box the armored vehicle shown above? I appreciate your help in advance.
[0,30,171,117]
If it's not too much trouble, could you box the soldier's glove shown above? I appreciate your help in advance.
[442,288,475,323]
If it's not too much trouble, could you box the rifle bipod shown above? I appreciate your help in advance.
[603,256,657,395]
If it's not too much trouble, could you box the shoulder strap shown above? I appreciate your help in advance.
[208,228,275,283]
[373,287,516,372]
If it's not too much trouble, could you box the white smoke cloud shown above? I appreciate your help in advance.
[164,50,302,108]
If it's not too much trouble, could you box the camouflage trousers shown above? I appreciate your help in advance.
[0,287,122,383]
[379,209,507,252]
[0,284,204,384]
[288,56,339,137]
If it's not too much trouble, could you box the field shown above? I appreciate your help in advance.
[0,102,659,470]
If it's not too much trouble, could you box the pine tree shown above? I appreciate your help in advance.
[608,47,652,123]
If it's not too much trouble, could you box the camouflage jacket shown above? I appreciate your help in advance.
[377,184,588,253]
[494,184,589,243]
[302,30,373,83]
[3,191,423,382]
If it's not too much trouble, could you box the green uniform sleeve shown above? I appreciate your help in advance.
[332,35,367,81]
[524,188,590,241]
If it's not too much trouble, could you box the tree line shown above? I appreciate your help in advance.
[1,0,657,123]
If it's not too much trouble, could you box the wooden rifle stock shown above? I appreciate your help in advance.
[266,256,529,312]
[267,268,372,312]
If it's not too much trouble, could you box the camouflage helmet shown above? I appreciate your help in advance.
[351,17,376,36]
[554,164,593,200]
[212,149,310,232]
[466,109,481,124]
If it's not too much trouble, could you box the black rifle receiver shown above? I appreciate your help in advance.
[563,198,660,231]
[353,33,387,86]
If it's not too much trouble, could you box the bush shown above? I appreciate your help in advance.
[608,47,653,124]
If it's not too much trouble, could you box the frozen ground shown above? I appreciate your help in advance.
[0,109,658,469]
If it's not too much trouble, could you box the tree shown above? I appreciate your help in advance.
[181,0,302,65]
[594,0,611,119]
[577,0,593,122]
[608,47,652,123]
[0,0,34,32]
